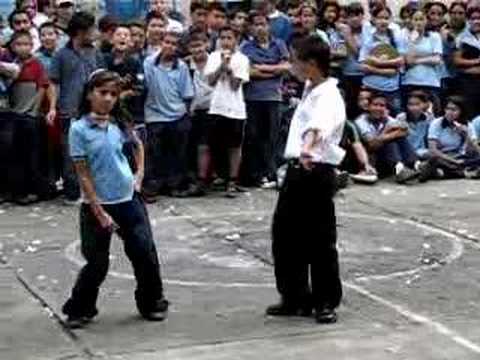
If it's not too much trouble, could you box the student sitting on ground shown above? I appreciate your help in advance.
[422,96,480,180]
[395,91,433,161]
[355,92,420,183]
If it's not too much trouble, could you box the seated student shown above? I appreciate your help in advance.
[395,91,433,160]
[355,92,420,183]
[423,96,480,179]
[340,120,378,184]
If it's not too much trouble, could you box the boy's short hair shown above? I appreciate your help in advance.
[345,2,365,16]
[407,90,429,103]
[293,34,330,76]
[128,19,145,29]
[163,31,180,41]
[287,0,301,10]
[67,11,96,37]
[188,29,209,44]
[467,3,480,18]
[8,9,29,28]
[146,11,166,27]
[218,25,238,38]
[98,14,119,33]
[208,2,226,14]
[369,92,388,103]
[191,1,208,14]
[39,21,56,34]
[248,9,268,23]
[10,29,32,44]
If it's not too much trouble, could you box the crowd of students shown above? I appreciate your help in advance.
[1,0,480,206]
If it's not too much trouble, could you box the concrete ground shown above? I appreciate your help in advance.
[2,179,480,359]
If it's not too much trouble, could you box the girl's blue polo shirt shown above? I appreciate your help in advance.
[359,30,406,92]
[69,116,135,204]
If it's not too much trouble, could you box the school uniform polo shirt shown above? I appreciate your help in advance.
[355,113,396,141]
[359,30,407,92]
[49,43,106,118]
[241,38,289,102]
[428,117,466,156]
[69,116,135,204]
[396,112,431,158]
[143,54,194,123]
[402,32,443,88]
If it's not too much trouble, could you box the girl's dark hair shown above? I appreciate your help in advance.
[78,70,131,129]
[445,95,468,123]
[319,1,341,30]
[371,5,398,49]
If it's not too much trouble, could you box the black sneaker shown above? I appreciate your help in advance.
[315,308,337,324]
[418,160,435,183]
[224,182,247,199]
[64,315,94,329]
[265,301,312,317]
[140,298,169,322]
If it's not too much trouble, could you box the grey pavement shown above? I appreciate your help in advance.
[1,180,480,359]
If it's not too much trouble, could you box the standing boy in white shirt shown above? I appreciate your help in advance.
[267,35,345,324]
[204,25,249,198]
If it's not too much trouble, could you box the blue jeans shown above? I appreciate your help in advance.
[62,194,165,317]
[375,137,418,176]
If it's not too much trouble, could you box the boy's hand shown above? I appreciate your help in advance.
[46,109,56,126]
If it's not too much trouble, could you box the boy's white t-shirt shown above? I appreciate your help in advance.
[204,50,249,120]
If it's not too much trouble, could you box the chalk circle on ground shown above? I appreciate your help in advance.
[64,210,464,289]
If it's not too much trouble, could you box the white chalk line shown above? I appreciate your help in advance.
[63,210,480,354]
[65,211,464,286]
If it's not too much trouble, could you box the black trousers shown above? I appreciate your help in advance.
[271,163,342,309]
[62,194,165,317]
[241,101,282,184]
[144,116,191,192]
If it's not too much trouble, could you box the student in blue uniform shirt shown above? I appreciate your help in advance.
[402,9,443,110]
[359,5,406,116]
[423,96,480,179]
[62,70,168,328]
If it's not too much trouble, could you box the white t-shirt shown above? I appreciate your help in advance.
[204,50,249,120]
[167,18,183,33]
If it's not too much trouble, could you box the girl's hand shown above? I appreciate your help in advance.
[92,204,117,231]
[134,172,144,192]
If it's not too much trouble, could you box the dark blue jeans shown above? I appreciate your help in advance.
[375,137,418,176]
[60,116,80,200]
[241,101,282,184]
[62,194,165,317]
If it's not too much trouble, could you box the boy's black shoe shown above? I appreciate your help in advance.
[64,315,95,329]
[315,308,337,324]
[265,301,312,317]
[140,298,169,322]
